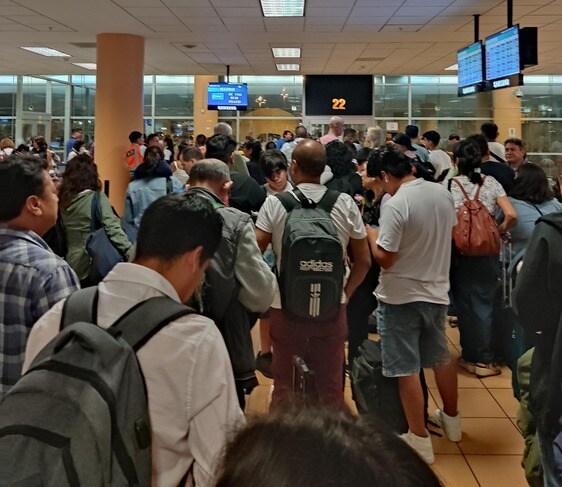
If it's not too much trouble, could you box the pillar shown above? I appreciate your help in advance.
[193,75,219,138]
[493,88,522,143]
[95,34,144,214]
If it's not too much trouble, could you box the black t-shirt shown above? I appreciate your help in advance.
[230,172,266,214]
[481,161,515,193]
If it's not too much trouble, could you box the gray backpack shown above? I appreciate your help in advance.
[276,188,344,322]
[0,287,193,487]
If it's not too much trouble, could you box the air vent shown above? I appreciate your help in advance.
[70,42,96,49]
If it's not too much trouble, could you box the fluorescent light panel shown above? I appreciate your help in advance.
[445,64,458,71]
[276,63,300,71]
[272,47,301,58]
[73,63,96,70]
[261,0,305,17]
[21,47,71,57]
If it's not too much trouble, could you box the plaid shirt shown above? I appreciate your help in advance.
[0,225,79,397]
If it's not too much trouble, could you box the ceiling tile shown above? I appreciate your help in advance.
[215,7,262,17]
[169,7,218,17]
[350,7,398,17]
[306,7,353,17]
[125,7,175,17]
[227,24,266,32]
[388,16,434,24]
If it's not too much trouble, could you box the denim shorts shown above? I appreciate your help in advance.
[376,301,451,377]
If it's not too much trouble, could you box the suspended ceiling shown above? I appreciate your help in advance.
[0,0,561,75]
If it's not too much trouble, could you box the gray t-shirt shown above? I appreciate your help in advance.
[375,178,456,305]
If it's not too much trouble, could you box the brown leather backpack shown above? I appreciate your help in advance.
[452,177,501,256]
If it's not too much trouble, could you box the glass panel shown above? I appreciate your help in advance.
[144,81,152,117]
[153,118,194,145]
[154,79,194,117]
[22,76,47,113]
[70,119,95,145]
[521,82,562,118]
[240,75,303,116]
[72,86,95,116]
[50,118,65,154]
[0,76,16,116]
[411,84,492,118]
[0,119,14,139]
[239,118,302,144]
[51,82,67,116]
[411,119,491,149]
[374,84,408,118]
[522,120,562,154]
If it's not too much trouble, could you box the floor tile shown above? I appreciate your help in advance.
[431,430,463,455]
[425,367,485,389]
[432,455,479,487]
[489,388,521,418]
[458,418,524,455]
[446,325,461,345]
[480,366,514,389]
[245,384,272,416]
[431,388,505,418]
[466,455,528,487]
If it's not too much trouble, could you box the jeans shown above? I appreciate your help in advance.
[269,306,348,411]
[538,429,562,486]
[451,254,500,364]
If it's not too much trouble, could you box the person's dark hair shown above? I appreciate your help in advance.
[129,131,142,144]
[58,154,100,210]
[15,144,29,154]
[206,135,237,164]
[71,127,83,135]
[260,149,288,179]
[344,140,357,156]
[179,146,203,163]
[72,139,86,152]
[504,137,527,153]
[509,163,554,204]
[326,140,355,177]
[367,146,413,179]
[216,409,442,487]
[144,145,164,161]
[422,130,440,147]
[265,141,276,150]
[356,147,371,164]
[282,130,292,137]
[195,133,207,146]
[163,136,174,154]
[135,193,223,265]
[465,134,488,160]
[343,127,357,138]
[405,124,419,139]
[243,139,263,162]
[34,136,48,153]
[481,122,499,141]
[0,156,48,221]
[453,139,483,185]
[146,133,159,145]
[448,133,461,142]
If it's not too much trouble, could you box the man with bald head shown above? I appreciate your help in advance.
[319,116,344,145]
[256,140,371,410]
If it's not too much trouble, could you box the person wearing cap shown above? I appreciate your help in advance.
[393,133,418,161]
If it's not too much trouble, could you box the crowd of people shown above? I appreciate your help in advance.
[1,117,561,486]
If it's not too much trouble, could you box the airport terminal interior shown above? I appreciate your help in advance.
[2,0,562,485]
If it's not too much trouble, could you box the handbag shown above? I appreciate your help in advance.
[85,191,136,284]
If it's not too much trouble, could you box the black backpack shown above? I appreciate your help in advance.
[0,287,193,486]
[276,188,344,322]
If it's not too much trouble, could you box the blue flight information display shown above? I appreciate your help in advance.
[458,42,484,87]
[485,25,520,81]
[207,82,248,111]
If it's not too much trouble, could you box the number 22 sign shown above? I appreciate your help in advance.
[332,98,346,110]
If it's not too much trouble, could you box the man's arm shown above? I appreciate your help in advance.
[235,222,276,313]
[255,227,272,254]
[366,226,398,269]
[345,237,371,301]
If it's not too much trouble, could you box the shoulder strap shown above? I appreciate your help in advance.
[60,287,99,331]
[531,203,544,216]
[276,191,300,213]
[109,296,195,352]
[317,189,340,214]
[452,178,471,202]
[489,150,506,164]
[447,179,453,192]
[166,177,173,195]
[90,191,103,231]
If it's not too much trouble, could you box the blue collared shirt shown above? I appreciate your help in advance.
[0,225,80,396]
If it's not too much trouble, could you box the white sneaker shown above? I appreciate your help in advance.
[399,430,435,464]
[434,409,462,442]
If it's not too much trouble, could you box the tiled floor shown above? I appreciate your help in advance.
[246,324,528,486]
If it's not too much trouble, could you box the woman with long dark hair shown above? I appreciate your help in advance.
[506,163,562,255]
[325,140,363,198]
[445,139,517,378]
[124,151,184,228]
[242,139,265,185]
[59,154,132,286]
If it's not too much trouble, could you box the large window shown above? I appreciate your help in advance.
[22,77,47,113]
[154,75,194,117]
[0,76,16,116]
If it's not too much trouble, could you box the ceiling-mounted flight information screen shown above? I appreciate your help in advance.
[485,25,520,81]
[458,42,484,88]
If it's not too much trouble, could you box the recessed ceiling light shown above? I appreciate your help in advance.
[261,0,305,17]
[272,47,301,58]
[21,47,71,57]
[445,64,458,71]
[72,63,97,70]
[276,63,300,71]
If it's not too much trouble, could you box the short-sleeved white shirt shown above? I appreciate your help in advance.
[428,149,452,179]
[256,183,366,308]
[375,178,456,305]
[445,175,506,215]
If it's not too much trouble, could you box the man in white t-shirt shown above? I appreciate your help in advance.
[23,193,244,487]
[256,140,370,410]
[366,147,460,465]
[481,122,506,163]
[421,130,452,180]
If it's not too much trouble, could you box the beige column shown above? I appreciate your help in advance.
[193,76,219,138]
[493,88,522,142]
[95,34,144,214]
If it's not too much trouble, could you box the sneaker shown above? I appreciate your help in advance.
[475,362,501,378]
[447,315,458,328]
[399,430,435,464]
[255,351,273,379]
[434,409,462,442]
[457,357,475,374]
